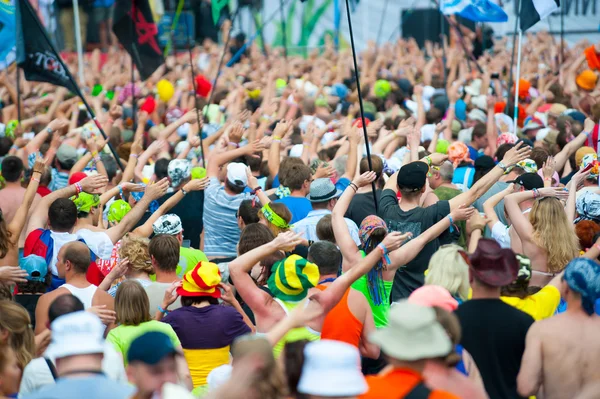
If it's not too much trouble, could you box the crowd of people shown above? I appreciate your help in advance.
[0,19,600,399]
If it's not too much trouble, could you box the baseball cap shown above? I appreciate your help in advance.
[127,331,178,365]
[168,159,191,188]
[226,162,248,187]
[68,172,87,185]
[57,144,78,165]
[45,311,105,359]
[152,214,183,235]
[21,255,47,282]
[509,173,544,190]
[397,161,429,191]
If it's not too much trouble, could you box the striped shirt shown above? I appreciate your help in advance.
[28,152,69,191]
[202,178,253,257]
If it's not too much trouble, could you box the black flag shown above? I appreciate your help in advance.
[113,0,164,81]
[15,0,78,93]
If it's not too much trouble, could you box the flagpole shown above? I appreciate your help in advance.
[185,14,206,168]
[16,68,22,123]
[344,0,378,213]
[72,0,85,85]
[506,0,520,117]
[279,0,288,60]
[513,29,523,134]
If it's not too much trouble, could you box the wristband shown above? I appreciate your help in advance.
[594,243,600,252]
[181,188,188,196]
[584,130,591,137]
[74,182,82,196]
[228,142,240,148]
[424,156,432,166]
[544,177,552,181]
[130,153,139,159]
[273,135,282,141]
[31,177,40,183]
[157,305,169,315]
[118,184,124,198]
[10,145,19,151]
[376,243,392,267]
[107,118,114,124]
[252,186,262,194]
[349,183,358,191]
[91,151,98,157]
[93,155,102,163]
[532,188,540,199]
[448,103,456,110]
[447,214,457,233]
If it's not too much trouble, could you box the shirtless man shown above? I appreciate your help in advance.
[517,258,600,399]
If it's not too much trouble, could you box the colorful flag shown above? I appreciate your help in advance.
[520,0,560,31]
[440,0,508,23]
[212,0,228,25]
[15,0,78,92]
[113,0,164,81]
[0,0,16,71]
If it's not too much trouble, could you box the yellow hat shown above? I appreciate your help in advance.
[576,70,598,91]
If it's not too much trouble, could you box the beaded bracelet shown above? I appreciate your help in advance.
[74,182,83,196]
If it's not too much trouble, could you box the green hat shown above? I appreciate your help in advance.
[91,84,103,97]
[436,139,450,154]
[107,199,131,223]
[267,255,320,301]
[71,193,100,213]
[314,96,329,108]
[5,120,18,139]
[374,80,392,99]
[191,166,207,180]
[276,78,287,89]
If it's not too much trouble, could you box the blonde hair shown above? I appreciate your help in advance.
[425,245,470,301]
[258,202,292,236]
[529,198,580,273]
[0,301,35,370]
[115,280,151,326]
[119,235,154,275]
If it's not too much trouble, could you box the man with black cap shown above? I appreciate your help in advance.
[455,239,534,399]
[518,258,600,399]
[380,143,531,300]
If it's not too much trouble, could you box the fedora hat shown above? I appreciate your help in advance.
[469,238,519,287]
[306,178,342,203]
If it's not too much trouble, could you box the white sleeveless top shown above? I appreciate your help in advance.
[60,284,98,309]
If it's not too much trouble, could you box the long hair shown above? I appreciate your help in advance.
[425,245,470,301]
[529,198,580,273]
[0,210,13,258]
[0,301,35,370]
[115,280,151,326]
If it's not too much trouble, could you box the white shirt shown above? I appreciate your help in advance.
[292,209,361,246]
[47,230,114,276]
[18,343,127,398]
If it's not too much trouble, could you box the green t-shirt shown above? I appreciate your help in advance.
[150,247,209,281]
[351,275,393,329]
[106,320,180,365]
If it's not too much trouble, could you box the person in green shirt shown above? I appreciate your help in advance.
[106,279,181,366]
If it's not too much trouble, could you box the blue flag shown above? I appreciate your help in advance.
[440,0,508,23]
[0,0,16,71]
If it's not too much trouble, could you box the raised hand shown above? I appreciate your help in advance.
[542,155,556,181]
[450,204,476,222]
[245,166,259,189]
[144,178,170,200]
[109,105,123,120]
[0,266,28,284]
[107,257,130,281]
[79,174,109,193]
[218,283,238,306]
[244,139,266,157]
[584,118,596,133]
[161,281,182,309]
[382,231,412,252]
[182,109,199,124]
[32,155,46,175]
[229,121,244,144]
[47,117,70,133]
[183,177,210,191]
[313,163,335,179]
[538,187,570,200]
[87,305,117,325]
[353,171,377,188]
[272,231,304,252]
[273,119,291,138]
[501,142,532,167]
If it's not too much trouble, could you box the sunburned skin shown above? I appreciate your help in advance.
[518,309,600,399]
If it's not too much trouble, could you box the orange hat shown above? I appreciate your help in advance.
[494,102,506,114]
[584,46,600,70]
[447,142,473,167]
[576,70,598,92]
[177,261,222,298]
[514,79,530,99]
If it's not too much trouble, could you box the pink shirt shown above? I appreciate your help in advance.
[423,361,488,399]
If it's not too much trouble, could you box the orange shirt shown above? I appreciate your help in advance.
[318,287,363,348]
[360,368,459,399]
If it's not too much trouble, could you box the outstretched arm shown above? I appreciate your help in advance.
[8,158,44,241]
[554,118,595,172]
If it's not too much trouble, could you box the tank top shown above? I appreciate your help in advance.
[351,250,392,328]
[272,298,321,357]
[316,285,363,348]
[60,284,98,309]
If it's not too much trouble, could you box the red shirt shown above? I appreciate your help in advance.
[37,186,52,197]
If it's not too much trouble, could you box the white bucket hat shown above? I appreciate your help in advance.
[297,340,367,397]
[369,300,451,361]
[45,311,106,360]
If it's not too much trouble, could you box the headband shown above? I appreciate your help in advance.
[261,203,291,229]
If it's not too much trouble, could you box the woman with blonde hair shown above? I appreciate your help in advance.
[0,301,36,371]
[425,244,471,303]
[259,202,293,237]
[106,280,181,365]
[98,235,154,297]
[505,185,580,286]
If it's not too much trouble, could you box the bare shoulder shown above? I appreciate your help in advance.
[38,287,68,306]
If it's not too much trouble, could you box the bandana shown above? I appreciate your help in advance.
[497,133,518,147]
[152,214,183,235]
[275,185,291,199]
[107,200,131,223]
[516,159,538,174]
[71,193,100,213]
[447,142,473,167]
[575,191,600,223]
[563,258,600,315]
[247,89,261,99]
[580,153,600,178]
[131,186,160,213]
[359,215,388,246]
[168,159,192,188]
[261,203,290,229]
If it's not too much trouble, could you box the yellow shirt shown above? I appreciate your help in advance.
[501,285,560,321]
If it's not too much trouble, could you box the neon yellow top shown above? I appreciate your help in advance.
[272,298,321,357]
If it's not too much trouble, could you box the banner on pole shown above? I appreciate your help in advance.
[113,0,164,81]
[520,0,560,32]
[15,0,78,92]
[0,0,16,71]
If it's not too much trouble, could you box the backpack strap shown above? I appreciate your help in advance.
[403,381,431,399]
[44,357,58,381]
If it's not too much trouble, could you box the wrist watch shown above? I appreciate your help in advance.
[497,161,508,172]
[181,188,188,196]
[47,127,53,134]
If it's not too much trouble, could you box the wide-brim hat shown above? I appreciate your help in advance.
[469,238,519,287]
[306,178,342,203]
[369,301,451,361]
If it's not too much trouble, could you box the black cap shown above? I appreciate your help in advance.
[397,161,429,191]
[474,155,496,171]
[509,173,544,190]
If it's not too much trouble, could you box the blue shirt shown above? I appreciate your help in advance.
[274,196,313,224]
[292,209,361,246]
[203,178,253,257]
[468,145,483,161]
[23,376,133,399]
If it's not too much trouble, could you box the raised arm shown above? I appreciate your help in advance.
[26,175,109,236]
[554,118,595,172]
[267,119,291,178]
[449,142,531,211]
[229,233,300,320]
[566,169,590,225]
[483,184,514,227]
[333,172,375,271]
[8,158,44,241]
[157,108,199,140]
[104,179,169,243]
[206,138,265,178]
